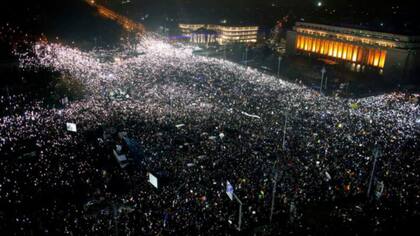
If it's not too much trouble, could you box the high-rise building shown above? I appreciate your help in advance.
[286,22,420,82]
[179,23,259,45]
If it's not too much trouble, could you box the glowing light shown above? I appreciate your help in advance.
[296,35,387,68]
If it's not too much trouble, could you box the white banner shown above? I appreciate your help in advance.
[148,173,158,189]
[66,123,77,132]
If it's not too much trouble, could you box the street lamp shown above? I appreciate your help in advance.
[234,193,243,231]
[270,169,278,223]
[277,56,282,77]
[282,112,288,150]
[367,146,381,200]
[245,47,249,67]
[320,66,326,95]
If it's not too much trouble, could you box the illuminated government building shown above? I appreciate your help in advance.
[286,22,420,81]
[179,23,259,45]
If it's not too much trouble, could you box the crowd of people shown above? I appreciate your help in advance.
[0,35,419,235]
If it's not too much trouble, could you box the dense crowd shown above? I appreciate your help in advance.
[0,35,419,235]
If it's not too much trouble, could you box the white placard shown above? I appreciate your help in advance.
[148,173,158,189]
[66,123,77,132]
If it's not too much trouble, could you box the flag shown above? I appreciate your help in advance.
[163,212,169,228]
[350,102,359,110]
[226,181,234,200]
[258,190,265,200]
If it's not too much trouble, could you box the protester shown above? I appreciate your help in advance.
[0,35,418,234]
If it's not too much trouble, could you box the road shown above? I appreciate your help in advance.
[85,0,145,34]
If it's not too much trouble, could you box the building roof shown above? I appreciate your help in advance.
[295,22,420,44]
[297,22,420,39]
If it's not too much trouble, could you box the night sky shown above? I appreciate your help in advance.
[1,0,419,34]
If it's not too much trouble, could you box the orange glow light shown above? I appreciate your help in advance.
[295,35,387,68]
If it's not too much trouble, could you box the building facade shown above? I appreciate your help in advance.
[286,22,420,82]
[179,24,258,45]
[190,28,218,45]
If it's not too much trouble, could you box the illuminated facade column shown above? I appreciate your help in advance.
[293,34,390,69]
[379,51,387,68]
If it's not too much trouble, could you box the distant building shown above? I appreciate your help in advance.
[179,23,259,45]
[286,22,420,82]
[191,28,218,45]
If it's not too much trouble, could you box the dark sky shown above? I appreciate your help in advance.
[1,0,419,33]
[107,0,418,32]
[1,0,418,61]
